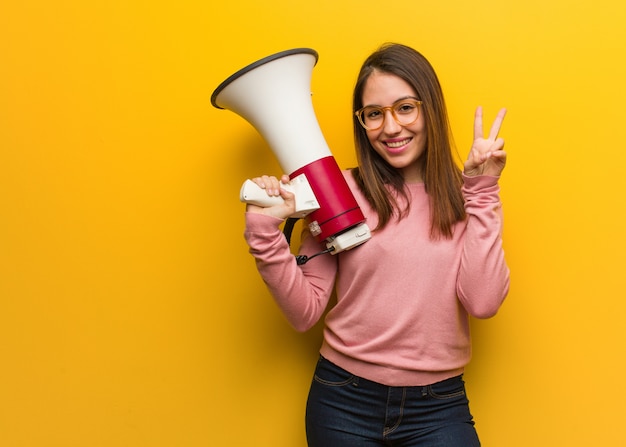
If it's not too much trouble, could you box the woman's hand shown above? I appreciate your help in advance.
[245,174,296,219]
[464,107,507,177]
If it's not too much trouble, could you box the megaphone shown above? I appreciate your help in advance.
[211,48,371,254]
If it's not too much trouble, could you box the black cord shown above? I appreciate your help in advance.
[295,246,335,265]
[283,217,299,246]
[282,217,334,265]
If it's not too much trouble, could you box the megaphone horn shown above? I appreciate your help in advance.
[211,48,370,254]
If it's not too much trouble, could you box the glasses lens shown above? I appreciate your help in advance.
[359,107,383,130]
[393,100,420,126]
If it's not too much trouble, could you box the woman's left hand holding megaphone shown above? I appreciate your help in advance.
[245,174,297,219]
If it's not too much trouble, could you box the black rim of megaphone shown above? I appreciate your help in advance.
[210,48,319,109]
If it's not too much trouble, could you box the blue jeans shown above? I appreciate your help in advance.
[305,356,480,446]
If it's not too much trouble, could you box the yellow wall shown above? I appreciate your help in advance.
[1,0,625,445]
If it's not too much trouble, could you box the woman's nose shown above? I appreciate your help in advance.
[382,110,402,133]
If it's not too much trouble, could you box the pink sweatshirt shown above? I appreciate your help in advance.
[244,172,509,386]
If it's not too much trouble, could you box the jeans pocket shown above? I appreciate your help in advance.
[313,357,356,387]
[427,375,467,399]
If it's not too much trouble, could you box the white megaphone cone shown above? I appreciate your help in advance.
[211,48,370,255]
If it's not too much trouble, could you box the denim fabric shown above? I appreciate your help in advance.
[305,356,480,446]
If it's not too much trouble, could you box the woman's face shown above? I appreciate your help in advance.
[361,71,427,183]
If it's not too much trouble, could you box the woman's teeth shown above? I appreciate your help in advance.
[386,138,411,148]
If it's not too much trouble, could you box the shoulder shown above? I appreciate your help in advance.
[342,168,357,186]
[342,168,365,200]
[340,168,378,223]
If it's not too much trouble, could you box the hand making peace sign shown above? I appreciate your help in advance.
[464,107,507,178]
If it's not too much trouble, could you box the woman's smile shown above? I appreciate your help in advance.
[384,137,413,151]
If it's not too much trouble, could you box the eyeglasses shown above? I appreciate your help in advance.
[355,98,423,131]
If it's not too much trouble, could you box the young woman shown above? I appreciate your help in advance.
[244,43,509,446]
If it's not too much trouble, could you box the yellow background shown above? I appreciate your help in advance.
[1,0,625,445]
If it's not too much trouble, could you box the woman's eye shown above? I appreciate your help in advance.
[367,109,382,119]
[396,104,416,113]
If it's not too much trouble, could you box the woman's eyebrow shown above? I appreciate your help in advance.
[362,95,419,108]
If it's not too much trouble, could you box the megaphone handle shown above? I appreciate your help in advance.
[240,179,287,207]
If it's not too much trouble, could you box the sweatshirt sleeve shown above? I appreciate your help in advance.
[457,174,510,319]
[243,212,338,332]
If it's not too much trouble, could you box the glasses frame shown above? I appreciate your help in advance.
[355,97,423,131]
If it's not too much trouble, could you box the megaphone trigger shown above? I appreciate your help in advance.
[239,179,286,208]
[240,174,321,219]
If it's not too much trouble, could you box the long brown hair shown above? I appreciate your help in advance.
[351,43,465,239]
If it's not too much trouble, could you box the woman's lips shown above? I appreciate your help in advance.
[384,137,412,153]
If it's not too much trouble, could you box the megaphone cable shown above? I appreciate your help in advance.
[283,217,335,265]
